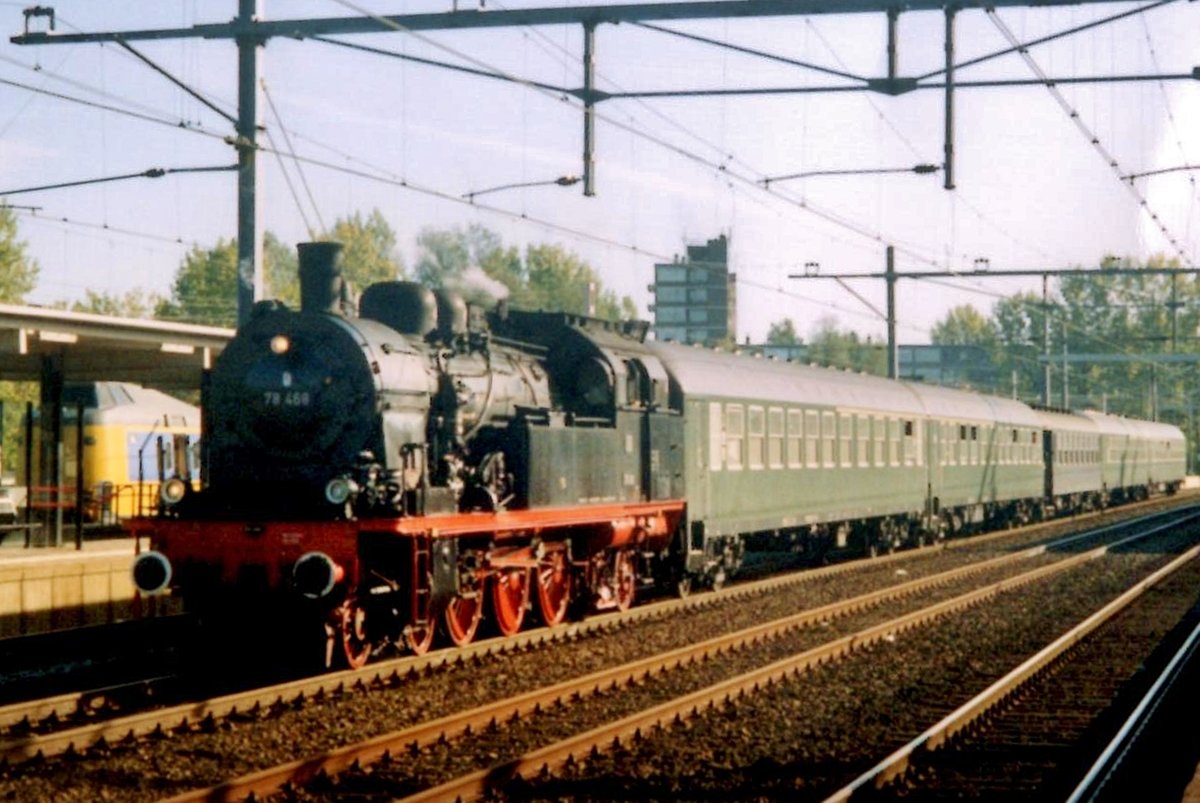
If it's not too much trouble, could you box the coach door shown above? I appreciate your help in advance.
[1042,429,1054,498]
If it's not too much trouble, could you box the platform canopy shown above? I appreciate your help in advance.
[0,304,232,391]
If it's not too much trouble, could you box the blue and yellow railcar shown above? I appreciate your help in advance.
[30,382,200,522]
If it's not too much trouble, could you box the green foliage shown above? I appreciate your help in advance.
[414,225,637,321]
[0,381,36,482]
[72,288,162,319]
[766,318,802,346]
[155,211,402,325]
[0,206,39,303]
[263,232,299,308]
[807,316,885,376]
[928,255,1198,438]
[930,305,998,349]
[157,238,238,326]
[329,210,405,292]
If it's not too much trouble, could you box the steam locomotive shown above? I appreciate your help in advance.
[132,242,1186,669]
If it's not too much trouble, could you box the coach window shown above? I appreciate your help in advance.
[822,412,836,467]
[874,417,885,466]
[839,414,852,467]
[768,408,785,469]
[805,410,819,467]
[787,410,803,468]
[969,425,979,465]
[903,420,916,466]
[854,415,868,467]
[748,406,765,470]
[888,419,900,467]
[944,423,955,466]
[709,403,723,471]
[726,405,745,470]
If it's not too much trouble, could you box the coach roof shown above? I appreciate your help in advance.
[648,340,926,416]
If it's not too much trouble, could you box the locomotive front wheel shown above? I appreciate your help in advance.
[535,550,572,626]
[335,598,371,670]
[614,550,636,611]
[444,592,484,647]
[492,567,530,636]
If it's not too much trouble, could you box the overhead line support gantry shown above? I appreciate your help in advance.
[12,0,1196,324]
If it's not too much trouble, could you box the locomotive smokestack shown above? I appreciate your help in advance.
[298,241,349,315]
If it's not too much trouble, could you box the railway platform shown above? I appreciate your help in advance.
[0,531,177,637]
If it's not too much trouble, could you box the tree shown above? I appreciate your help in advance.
[155,211,401,326]
[414,225,637,322]
[766,318,802,346]
[263,231,299,308]
[329,210,405,292]
[0,205,40,476]
[156,239,238,326]
[415,223,520,307]
[807,316,885,376]
[523,243,635,320]
[930,305,998,348]
[72,289,162,319]
[0,205,39,303]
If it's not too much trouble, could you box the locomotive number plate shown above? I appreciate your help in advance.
[263,391,312,407]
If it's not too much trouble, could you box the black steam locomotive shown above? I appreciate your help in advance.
[135,242,685,667]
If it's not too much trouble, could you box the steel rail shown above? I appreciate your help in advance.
[0,676,175,731]
[0,500,1186,758]
[0,532,918,738]
[826,537,1200,800]
[173,510,1200,803]
[157,516,1133,802]
[1066,613,1200,802]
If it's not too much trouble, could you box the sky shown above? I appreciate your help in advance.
[0,0,1197,345]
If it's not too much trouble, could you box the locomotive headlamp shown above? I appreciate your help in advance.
[270,334,290,354]
[160,477,188,507]
[325,476,359,505]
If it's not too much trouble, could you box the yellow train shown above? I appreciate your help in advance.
[24,382,200,523]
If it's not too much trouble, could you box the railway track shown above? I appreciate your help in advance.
[2,496,1190,796]
[311,509,1199,803]
[0,492,1183,722]
[11,504,1190,796]
[0,497,1180,762]
[829,539,1200,801]
[1068,612,1200,803]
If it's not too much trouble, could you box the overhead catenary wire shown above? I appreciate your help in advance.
[320,0,949,266]
[6,5,926,277]
[261,78,325,238]
[8,0,1191,333]
[3,0,1088,280]
[985,6,1192,265]
[0,75,227,140]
